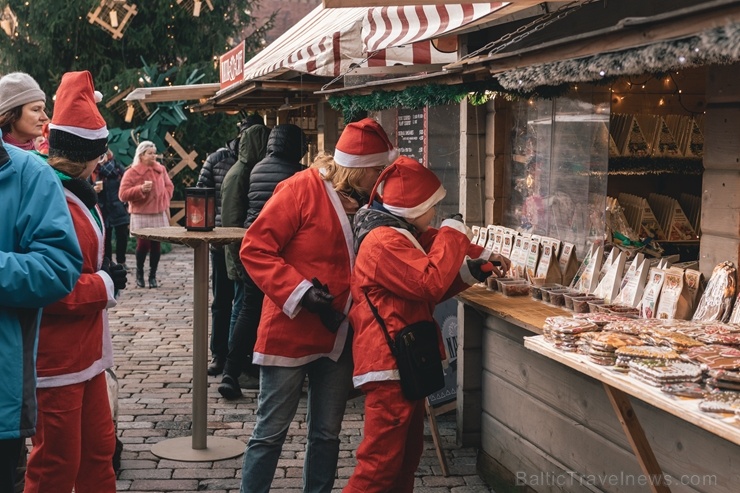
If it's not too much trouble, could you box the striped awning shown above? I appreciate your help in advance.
[237,3,508,83]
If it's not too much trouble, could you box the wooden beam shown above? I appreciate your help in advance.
[455,4,740,75]
[603,384,671,493]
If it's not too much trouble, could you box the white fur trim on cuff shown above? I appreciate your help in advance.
[440,218,467,235]
[284,279,313,319]
[459,256,478,286]
[96,271,118,308]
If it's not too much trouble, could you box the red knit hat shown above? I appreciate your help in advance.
[48,71,108,162]
[369,156,446,219]
[334,118,398,168]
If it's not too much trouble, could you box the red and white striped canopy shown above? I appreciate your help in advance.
[238,3,507,82]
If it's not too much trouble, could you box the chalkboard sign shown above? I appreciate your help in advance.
[396,107,427,164]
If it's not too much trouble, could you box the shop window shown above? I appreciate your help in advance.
[504,96,610,255]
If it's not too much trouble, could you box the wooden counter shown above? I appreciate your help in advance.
[456,287,740,493]
[457,284,570,334]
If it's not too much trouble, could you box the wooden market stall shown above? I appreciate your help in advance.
[317,1,740,491]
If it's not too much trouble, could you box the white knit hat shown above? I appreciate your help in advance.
[0,72,46,116]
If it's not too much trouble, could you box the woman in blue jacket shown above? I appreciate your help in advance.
[0,134,82,491]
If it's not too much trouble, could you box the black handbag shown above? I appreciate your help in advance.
[363,292,445,400]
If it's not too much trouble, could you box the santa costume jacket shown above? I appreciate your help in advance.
[37,176,116,388]
[350,222,485,389]
[241,167,354,367]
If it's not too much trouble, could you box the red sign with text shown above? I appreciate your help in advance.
[219,41,245,90]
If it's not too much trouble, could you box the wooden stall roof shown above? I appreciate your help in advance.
[317,0,740,97]
[123,84,220,104]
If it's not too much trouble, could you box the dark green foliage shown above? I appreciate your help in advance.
[0,0,274,164]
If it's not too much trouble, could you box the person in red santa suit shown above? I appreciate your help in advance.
[24,71,127,493]
[239,118,398,493]
[344,156,510,493]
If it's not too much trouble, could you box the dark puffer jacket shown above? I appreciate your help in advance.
[96,157,130,228]
[244,124,307,228]
[196,137,239,226]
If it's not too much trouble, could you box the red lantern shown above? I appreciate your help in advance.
[185,187,216,231]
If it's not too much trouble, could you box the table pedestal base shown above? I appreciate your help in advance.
[151,436,245,461]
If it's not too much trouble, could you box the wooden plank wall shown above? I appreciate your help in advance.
[700,63,740,277]
[479,315,740,493]
[460,100,487,226]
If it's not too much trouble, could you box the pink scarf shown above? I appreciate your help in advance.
[2,132,36,151]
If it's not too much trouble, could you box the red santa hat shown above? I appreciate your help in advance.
[48,70,108,162]
[334,117,398,168]
[369,156,446,219]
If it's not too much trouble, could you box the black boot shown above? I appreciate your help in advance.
[149,247,160,288]
[135,250,146,288]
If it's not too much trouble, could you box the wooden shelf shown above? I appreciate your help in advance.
[524,335,740,447]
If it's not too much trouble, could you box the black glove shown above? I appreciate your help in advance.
[319,308,346,334]
[305,277,346,333]
[301,286,334,313]
[102,257,128,291]
[467,258,493,283]
[447,213,464,221]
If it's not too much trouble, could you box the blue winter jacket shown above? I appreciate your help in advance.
[0,136,82,440]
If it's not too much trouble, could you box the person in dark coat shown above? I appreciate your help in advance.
[197,133,240,376]
[218,123,307,399]
[94,150,130,269]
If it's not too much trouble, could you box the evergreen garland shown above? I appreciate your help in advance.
[328,80,570,120]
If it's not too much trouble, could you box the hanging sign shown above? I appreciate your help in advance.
[396,107,427,165]
[220,41,245,90]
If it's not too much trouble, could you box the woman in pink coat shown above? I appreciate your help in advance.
[118,141,174,288]
[344,156,510,493]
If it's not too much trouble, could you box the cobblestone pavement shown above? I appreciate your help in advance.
[109,244,495,493]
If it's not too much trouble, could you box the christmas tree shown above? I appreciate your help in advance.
[0,0,274,160]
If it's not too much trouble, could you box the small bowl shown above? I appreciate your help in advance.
[563,292,586,310]
[572,296,601,314]
[587,300,606,313]
[529,285,543,300]
[547,288,571,307]
[485,276,498,291]
[501,281,530,297]
[495,277,516,291]
[539,284,564,304]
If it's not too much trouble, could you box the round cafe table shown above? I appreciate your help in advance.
[131,226,247,461]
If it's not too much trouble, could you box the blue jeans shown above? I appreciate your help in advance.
[240,338,353,493]
[230,280,244,340]
[209,248,234,361]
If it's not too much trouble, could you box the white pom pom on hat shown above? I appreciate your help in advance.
[369,156,446,219]
[334,117,398,168]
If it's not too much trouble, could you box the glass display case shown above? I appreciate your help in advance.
[504,96,610,255]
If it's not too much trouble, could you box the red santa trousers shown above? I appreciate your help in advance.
[344,381,425,493]
[25,372,116,493]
